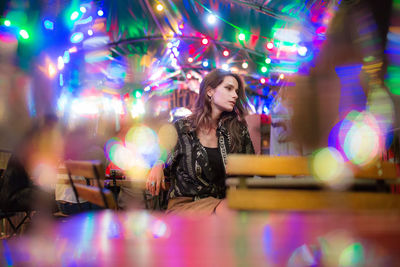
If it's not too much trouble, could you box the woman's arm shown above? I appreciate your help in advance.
[146,122,182,196]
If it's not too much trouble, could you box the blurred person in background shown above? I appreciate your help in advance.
[146,69,255,215]
[0,114,62,214]
[290,0,398,161]
[270,86,302,156]
[0,24,32,151]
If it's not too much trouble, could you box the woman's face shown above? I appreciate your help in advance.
[208,76,239,113]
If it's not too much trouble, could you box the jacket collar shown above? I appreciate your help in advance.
[179,118,229,137]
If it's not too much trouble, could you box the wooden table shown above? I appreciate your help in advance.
[1,210,400,266]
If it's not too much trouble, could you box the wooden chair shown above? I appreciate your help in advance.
[0,150,32,236]
[65,160,117,210]
[0,210,31,237]
[225,154,400,211]
[0,149,11,177]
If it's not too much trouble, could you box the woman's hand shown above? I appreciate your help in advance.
[145,162,166,196]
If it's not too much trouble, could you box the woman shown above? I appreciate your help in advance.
[146,69,255,215]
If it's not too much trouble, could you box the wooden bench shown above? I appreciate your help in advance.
[226,154,400,211]
[65,160,118,210]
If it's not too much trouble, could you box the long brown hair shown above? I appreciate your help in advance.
[189,69,250,152]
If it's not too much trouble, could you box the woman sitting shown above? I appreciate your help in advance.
[146,69,255,215]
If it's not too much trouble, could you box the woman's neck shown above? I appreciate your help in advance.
[210,108,221,126]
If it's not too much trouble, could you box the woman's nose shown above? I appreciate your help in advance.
[233,91,238,99]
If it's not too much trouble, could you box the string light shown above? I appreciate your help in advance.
[279,74,285,79]
[222,63,229,70]
[156,4,164,12]
[97,10,104,16]
[44,19,54,30]
[261,66,267,73]
[4,20,11,26]
[57,56,64,70]
[265,58,271,64]
[223,50,230,57]
[267,42,274,49]
[201,38,209,45]
[242,62,248,69]
[298,46,308,56]
[70,11,80,21]
[260,78,266,84]
[202,61,209,67]
[188,57,194,63]
[48,63,57,78]
[207,14,216,25]
[186,73,192,79]
[88,29,93,36]
[19,29,29,39]
[238,33,246,41]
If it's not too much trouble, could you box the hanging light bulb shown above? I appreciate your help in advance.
[207,14,216,25]
[202,38,209,45]
[156,4,164,12]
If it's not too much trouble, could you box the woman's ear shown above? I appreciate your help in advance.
[207,87,214,98]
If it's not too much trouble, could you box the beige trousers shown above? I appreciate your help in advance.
[167,197,223,216]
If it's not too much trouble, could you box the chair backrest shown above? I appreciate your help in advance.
[226,154,399,180]
[226,155,309,177]
[65,160,117,210]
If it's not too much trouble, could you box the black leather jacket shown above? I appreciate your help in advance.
[165,117,255,199]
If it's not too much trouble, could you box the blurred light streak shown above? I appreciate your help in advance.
[129,99,145,118]
[78,213,95,258]
[343,112,383,166]
[74,16,92,26]
[288,244,316,267]
[311,147,353,189]
[84,50,111,63]
[335,64,365,118]
[150,219,169,238]
[338,242,365,266]
[71,98,99,115]
[274,29,300,43]
[70,32,84,43]
[157,123,178,152]
[82,36,110,49]
[57,56,64,70]
[63,50,70,63]
[59,73,64,86]
[48,63,57,78]
[2,240,13,266]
